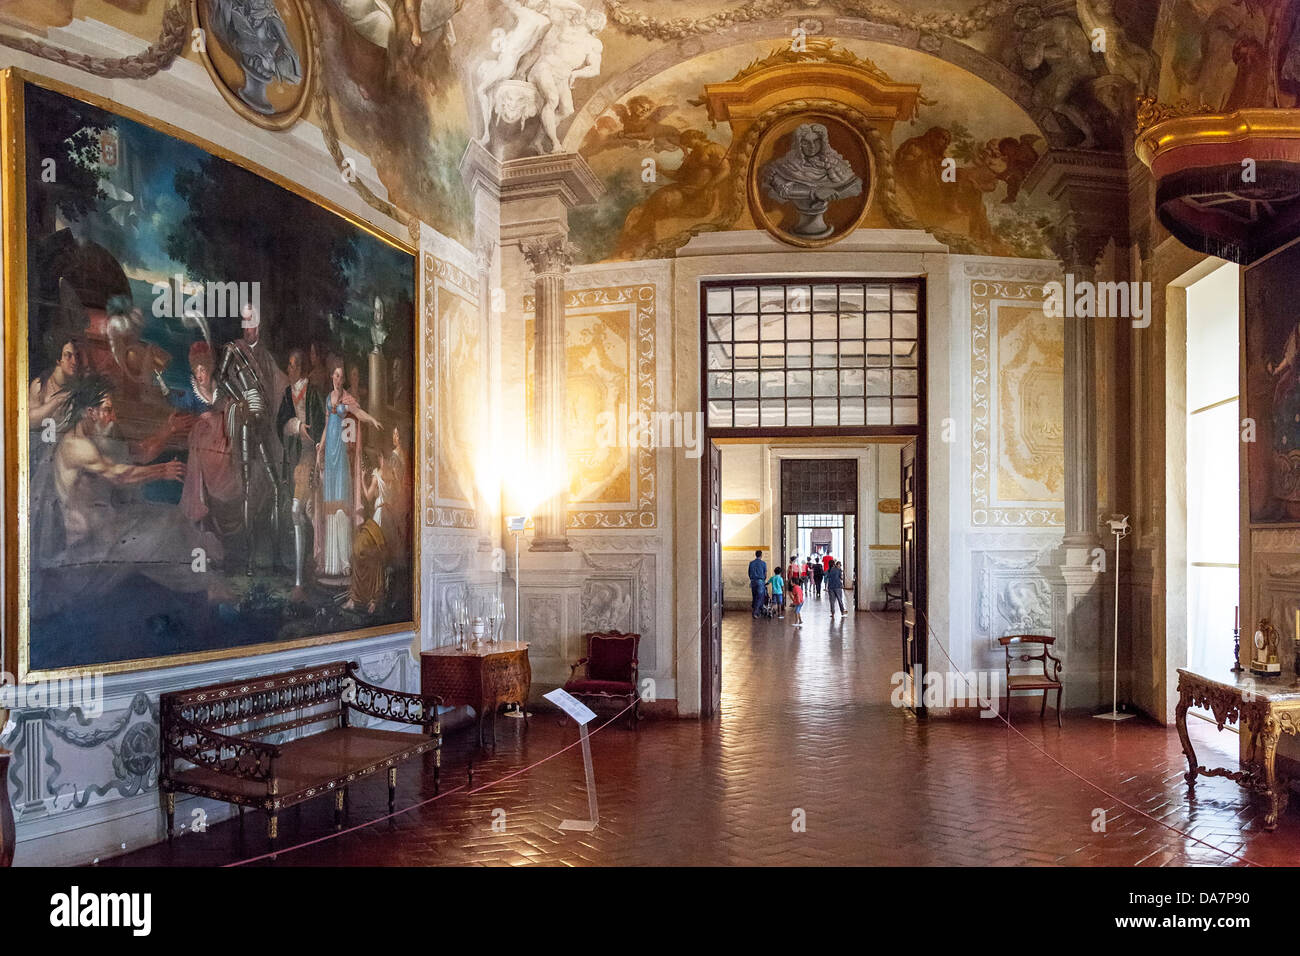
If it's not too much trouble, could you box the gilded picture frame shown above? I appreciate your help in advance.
[1,68,421,682]
[191,0,317,132]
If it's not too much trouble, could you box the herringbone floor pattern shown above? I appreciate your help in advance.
[110,600,1300,866]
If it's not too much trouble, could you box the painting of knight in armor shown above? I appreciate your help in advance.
[2,73,418,678]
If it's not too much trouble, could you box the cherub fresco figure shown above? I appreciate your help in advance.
[581,95,681,156]
[612,128,731,259]
[995,135,1043,203]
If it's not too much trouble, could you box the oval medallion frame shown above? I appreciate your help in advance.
[192,0,316,131]
[748,112,875,248]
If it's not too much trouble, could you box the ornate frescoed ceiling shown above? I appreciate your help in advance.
[5,0,1294,260]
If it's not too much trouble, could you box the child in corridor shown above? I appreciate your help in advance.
[768,567,785,618]
[789,578,804,628]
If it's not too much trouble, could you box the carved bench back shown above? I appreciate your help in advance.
[161,661,350,742]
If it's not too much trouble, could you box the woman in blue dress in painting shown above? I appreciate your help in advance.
[316,361,382,581]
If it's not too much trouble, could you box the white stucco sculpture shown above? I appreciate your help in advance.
[473,0,604,154]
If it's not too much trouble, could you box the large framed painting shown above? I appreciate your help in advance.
[1,70,419,681]
[1245,237,1300,525]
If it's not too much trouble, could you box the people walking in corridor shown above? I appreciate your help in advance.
[812,558,824,599]
[748,549,767,618]
[826,560,846,615]
[790,579,804,627]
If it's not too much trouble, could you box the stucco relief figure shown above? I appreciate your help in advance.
[474,0,554,144]
[527,7,605,153]
[1012,4,1099,148]
[207,0,304,115]
[328,0,460,49]
[473,0,604,153]
[1076,0,1157,94]
[759,123,862,240]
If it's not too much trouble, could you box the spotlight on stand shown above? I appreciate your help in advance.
[503,516,529,718]
[506,516,527,647]
[1096,514,1135,722]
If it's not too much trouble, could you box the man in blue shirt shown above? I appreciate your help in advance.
[747,549,767,617]
[826,560,846,615]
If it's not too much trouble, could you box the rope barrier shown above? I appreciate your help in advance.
[220,607,716,866]
[893,603,1266,867]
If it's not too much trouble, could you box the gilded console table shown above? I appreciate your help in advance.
[1175,667,1300,829]
[421,643,531,750]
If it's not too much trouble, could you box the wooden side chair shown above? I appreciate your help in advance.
[563,631,641,729]
[998,634,1063,727]
[882,568,904,611]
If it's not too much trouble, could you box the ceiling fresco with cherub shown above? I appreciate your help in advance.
[460,0,1164,261]
[15,0,1300,259]
[563,35,1059,262]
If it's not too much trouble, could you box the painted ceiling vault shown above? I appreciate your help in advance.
[0,0,1291,258]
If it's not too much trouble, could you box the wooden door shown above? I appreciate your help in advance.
[701,439,723,717]
[901,439,926,716]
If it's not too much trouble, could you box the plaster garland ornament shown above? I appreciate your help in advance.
[0,0,191,78]
[304,0,421,241]
[602,0,1017,41]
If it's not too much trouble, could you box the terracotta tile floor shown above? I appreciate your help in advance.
[111,599,1300,866]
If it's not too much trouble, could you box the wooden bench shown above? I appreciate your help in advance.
[160,660,442,850]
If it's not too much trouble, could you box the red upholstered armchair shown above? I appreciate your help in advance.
[564,631,641,729]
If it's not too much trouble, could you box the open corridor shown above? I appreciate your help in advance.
[112,600,1300,867]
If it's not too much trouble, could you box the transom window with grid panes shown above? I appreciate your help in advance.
[704,279,921,428]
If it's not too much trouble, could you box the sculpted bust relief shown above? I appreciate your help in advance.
[207,0,303,116]
[759,123,863,240]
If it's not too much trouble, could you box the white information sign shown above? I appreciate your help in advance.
[544,688,597,726]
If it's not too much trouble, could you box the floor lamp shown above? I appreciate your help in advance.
[1095,515,1135,722]
[506,516,527,646]
[503,516,528,719]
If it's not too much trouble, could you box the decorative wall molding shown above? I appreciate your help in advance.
[524,280,661,529]
[970,275,1066,528]
[423,238,483,529]
[963,259,1062,282]
[974,547,1058,647]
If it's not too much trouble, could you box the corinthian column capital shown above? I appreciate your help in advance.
[520,233,575,277]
